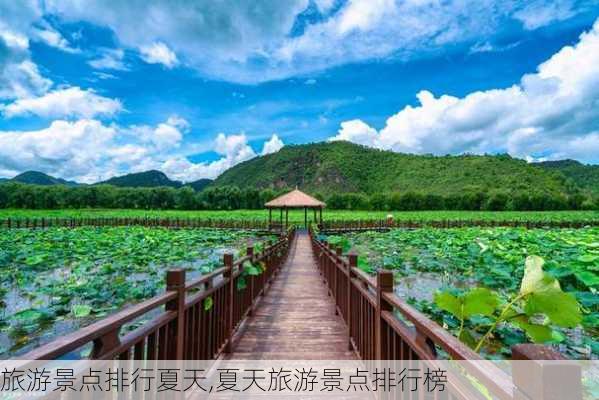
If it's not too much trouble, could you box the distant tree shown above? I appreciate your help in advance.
[484,193,509,211]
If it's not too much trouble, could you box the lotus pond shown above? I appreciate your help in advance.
[324,227,599,360]
[0,227,273,358]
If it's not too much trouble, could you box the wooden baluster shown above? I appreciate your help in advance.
[334,247,342,315]
[376,269,393,360]
[247,245,255,316]
[223,253,234,353]
[347,251,357,351]
[166,269,186,360]
[512,344,581,400]
[321,241,328,279]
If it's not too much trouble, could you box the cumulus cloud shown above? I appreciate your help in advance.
[329,119,378,146]
[2,86,122,119]
[139,42,178,68]
[261,134,284,155]
[0,29,52,99]
[330,19,599,163]
[0,115,282,182]
[42,0,591,83]
[0,2,52,99]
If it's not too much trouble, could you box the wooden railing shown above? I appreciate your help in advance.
[17,228,295,363]
[310,229,582,400]
[321,217,597,232]
[0,216,270,230]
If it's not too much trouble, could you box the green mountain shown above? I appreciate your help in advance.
[213,141,577,196]
[98,170,182,188]
[186,178,212,192]
[534,160,599,195]
[11,171,79,186]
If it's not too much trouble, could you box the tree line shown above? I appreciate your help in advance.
[0,182,596,211]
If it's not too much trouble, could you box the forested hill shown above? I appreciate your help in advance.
[213,141,579,196]
[535,160,599,195]
[11,171,79,186]
[97,170,182,188]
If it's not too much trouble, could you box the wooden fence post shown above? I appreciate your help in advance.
[376,269,394,360]
[223,253,234,353]
[511,344,582,400]
[347,251,357,351]
[166,269,186,360]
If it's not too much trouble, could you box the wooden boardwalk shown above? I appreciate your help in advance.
[223,230,356,360]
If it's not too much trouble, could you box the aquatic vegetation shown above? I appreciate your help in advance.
[0,226,272,357]
[325,227,598,359]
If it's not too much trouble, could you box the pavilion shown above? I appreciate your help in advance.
[265,188,325,230]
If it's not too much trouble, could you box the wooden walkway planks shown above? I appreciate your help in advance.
[223,230,356,360]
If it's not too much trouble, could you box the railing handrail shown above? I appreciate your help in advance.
[17,228,296,363]
[17,291,177,361]
[309,227,577,400]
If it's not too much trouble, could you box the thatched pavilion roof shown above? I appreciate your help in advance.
[265,188,326,208]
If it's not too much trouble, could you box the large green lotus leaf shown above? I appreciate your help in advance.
[582,313,599,328]
[520,256,559,295]
[72,304,92,318]
[524,290,581,328]
[574,270,599,288]
[13,309,45,323]
[577,254,598,264]
[512,316,554,343]
[463,288,499,318]
[434,291,462,318]
[244,263,262,276]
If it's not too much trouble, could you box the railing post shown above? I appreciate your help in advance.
[347,251,357,351]
[223,253,234,353]
[166,269,186,360]
[376,269,393,360]
[247,245,255,316]
[511,344,581,400]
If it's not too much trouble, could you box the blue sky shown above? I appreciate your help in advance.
[1,0,598,183]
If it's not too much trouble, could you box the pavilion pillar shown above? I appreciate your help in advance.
[285,208,288,229]
[279,208,283,229]
[319,208,323,225]
[313,208,317,224]
[268,208,272,230]
[304,207,307,228]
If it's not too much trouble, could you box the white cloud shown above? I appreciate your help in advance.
[0,119,117,182]
[0,116,283,182]
[32,27,79,53]
[128,117,187,150]
[0,2,52,99]
[261,134,284,155]
[330,18,599,163]
[88,48,128,70]
[329,119,378,146]
[44,0,590,83]
[2,86,122,118]
[139,42,178,68]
